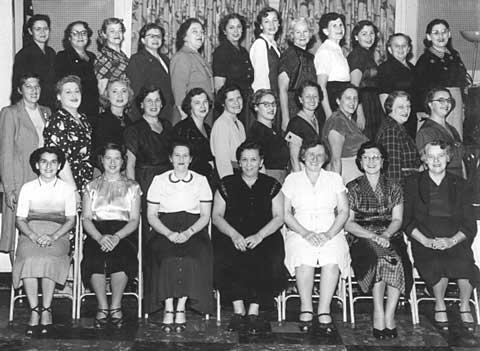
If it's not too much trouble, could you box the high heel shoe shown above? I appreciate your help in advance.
[161,310,175,333]
[384,327,398,338]
[298,311,314,332]
[110,308,124,329]
[93,308,109,329]
[25,305,42,337]
[174,310,186,332]
[434,310,449,331]
[39,306,53,337]
[460,310,476,332]
[316,313,335,335]
[372,328,385,339]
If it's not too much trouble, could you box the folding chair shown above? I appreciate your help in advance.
[404,234,480,325]
[75,217,143,319]
[281,269,349,323]
[9,214,80,322]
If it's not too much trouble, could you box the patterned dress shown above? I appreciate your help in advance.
[347,175,412,294]
[43,108,93,191]
[94,46,129,83]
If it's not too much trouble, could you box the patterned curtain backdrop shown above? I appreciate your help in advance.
[131,0,395,63]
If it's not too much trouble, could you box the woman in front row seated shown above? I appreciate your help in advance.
[282,138,350,334]
[81,143,141,328]
[345,141,412,339]
[13,147,76,337]
[212,141,286,334]
[146,140,213,333]
[403,140,479,331]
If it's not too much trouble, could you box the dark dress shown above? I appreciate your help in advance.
[213,174,287,309]
[377,57,417,137]
[286,114,322,145]
[347,46,383,140]
[212,40,253,124]
[403,171,479,288]
[278,45,320,121]
[376,116,420,184]
[43,108,93,191]
[126,49,174,123]
[247,121,289,171]
[347,175,412,295]
[145,170,213,313]
[173,117,214,183]
[92,110,132,155]
[11,43,56,109]
[55,48,99,125]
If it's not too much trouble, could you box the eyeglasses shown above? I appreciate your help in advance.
[257,102,276,108]
[145,34,162,40]
[432,98,453,104]
[71,30,88,37]
[361,155,382,162]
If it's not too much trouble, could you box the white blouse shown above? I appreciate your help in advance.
[314,39,350,82]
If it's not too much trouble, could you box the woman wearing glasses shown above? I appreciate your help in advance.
[345,141,412,339]
[414,19,468,139]
[56,21,99,125]
[416,88,464,178]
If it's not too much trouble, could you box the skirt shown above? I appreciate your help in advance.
[144,211,213,313]
[12,220,70,289]
[81,220,138,289]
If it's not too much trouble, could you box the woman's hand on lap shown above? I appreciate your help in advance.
[246,233,263,249]
[231,233,247,251]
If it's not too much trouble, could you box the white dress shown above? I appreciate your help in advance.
[282,169,351,277]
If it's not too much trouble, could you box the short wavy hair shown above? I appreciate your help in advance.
[250,89,277,110]
[236,140,265,162]
[295,80,323,109]
[175,18,204,51]
[424,87,455,115]
[55,75,82,109]
[97,17,125,50]
[355,141,389,173]
[96,142,128,173]
[99,78,134,109]
[318,12,345,45]
[63,20,93,49]
[181,87,212,117]
[286,17,314,47]
[215,83,242,114]
[137,23,165,52]
[384,90,411,116]
[29,146,66,176]
[299,137,331,168]
[135,84,165,112]
[253,7,282,40]
[218,13,247,43]
[351,20,379,51]
[386,33,413,61]
[420,139,452,163]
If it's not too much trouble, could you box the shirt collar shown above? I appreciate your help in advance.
[168,171,193,183]
[260,34,278,49]
[37,177,58,187]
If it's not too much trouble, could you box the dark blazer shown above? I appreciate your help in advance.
[125,49,174,123]
[55,47,99,124]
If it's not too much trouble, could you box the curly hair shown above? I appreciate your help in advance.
[62,20,93,49]
[253,7,282,40]
[218,13,247,43]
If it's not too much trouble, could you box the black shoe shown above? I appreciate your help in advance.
[174,310,186,332]
[93,308,109,329]
[25,305,42,337]
[434,310,449,331]
[226,313,245,332]
[298,311,314,332]
[373,328,386,339]
[39,307,53,337]
[316,313,335,336]
[160,310,175,333]
[460,310,476,332]
[109,308,124,329]
[384,327,398,339]
[247,314,269,335]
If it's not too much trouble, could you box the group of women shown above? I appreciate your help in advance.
[0,8,478,342]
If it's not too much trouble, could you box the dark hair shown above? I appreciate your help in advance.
[335,83,358,101]
[355,141,389,173]
[137,23,165,52]
[17,72,41,91]
[384,91,411,116]
[175,18,204,51]
[63,20,93,49]
[318,12,346,45]
[215,83,242,114]
[236,140,264,162]
[181,88,212,117]
[251,89,277,110]
[218,13,247,43]
[386,32,413,61]
[136,85,165,112]
[99,78,134,109]
[29,146,66,176]
[299,137,331,168]
[96,143,127,173]
[170,139,193,157]
[254,7,282,40]
[420,139,452,163]
[424,87,455,115]
[295,80,323,109]
[25,14,51,42]
[97,17,126,50]
[351,20,379,51]
[423,19,453,51]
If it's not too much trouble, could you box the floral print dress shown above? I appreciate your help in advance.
[43,108,93,191]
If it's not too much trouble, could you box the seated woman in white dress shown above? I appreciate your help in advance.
[13,146,76,337]
[282,138,350,335]
[81,143,141,329]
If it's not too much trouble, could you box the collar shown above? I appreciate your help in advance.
[37,177,58,187]
[168,171,193,183]
[323,39,342,51]
[260,34,278,49]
